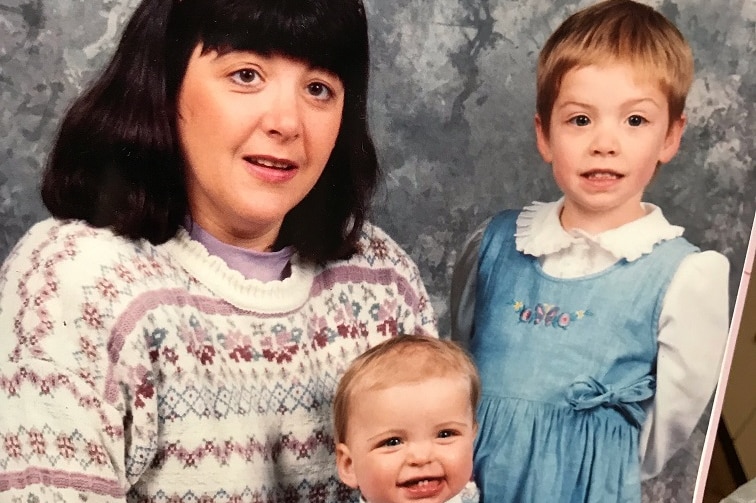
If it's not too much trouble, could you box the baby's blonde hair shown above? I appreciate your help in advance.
[333,335,481,444]
[537,0,694,137]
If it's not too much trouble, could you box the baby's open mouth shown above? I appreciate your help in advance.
[398,477,443,489]
[397,477,445,498]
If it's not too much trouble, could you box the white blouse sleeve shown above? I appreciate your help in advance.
[450,224,487,350]
[639,250,731,479]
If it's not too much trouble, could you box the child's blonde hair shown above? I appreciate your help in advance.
[536,0,694,137]
[333,335,481,444]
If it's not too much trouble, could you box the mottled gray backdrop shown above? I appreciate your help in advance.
[1,0,754,501]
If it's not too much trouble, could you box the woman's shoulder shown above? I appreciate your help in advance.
[8,217,152,258]
[1,218,165,288]
[351,221,418,269]
[322,221,427,289]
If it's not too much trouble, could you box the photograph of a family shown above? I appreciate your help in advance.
[0,1,753,502]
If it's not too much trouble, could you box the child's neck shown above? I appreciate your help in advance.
[559,203,648,234]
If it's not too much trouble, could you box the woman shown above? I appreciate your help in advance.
[0,0,437,501]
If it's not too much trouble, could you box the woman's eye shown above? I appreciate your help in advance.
[380,437,402,448]
[307,82,333,100]
[231,68,260,86]
[569,115,590,126]
[627,115,647,127]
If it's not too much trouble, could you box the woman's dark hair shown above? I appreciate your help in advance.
[41,0,378,263]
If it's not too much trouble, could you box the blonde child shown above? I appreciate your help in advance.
[450,1,730,501]
[333,335,480,503]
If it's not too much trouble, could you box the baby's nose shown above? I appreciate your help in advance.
[406,442,433,466]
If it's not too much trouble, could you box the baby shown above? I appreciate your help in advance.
[333,335,480,503]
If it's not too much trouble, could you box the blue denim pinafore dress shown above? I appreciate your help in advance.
[471,210,697,503]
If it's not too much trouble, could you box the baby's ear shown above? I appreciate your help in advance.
[336,443,359,489]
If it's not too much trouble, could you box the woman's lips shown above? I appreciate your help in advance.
[244,155,296,170]
[244,156,299,182]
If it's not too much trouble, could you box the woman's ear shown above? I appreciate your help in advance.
[336,443,359,489]
[659,115,687,164]
[534,114,553,164]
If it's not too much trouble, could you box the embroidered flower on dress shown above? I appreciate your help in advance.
[512,300,592,329]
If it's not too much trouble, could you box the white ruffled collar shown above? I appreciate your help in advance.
[515,198,684,262]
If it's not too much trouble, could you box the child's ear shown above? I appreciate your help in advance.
[534,114,553,163]
[336,443,359,489]
[659,115,687,164]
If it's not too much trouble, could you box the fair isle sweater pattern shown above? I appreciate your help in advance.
[0,219,437,502]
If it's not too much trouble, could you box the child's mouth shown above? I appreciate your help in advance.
[582,169,623,180]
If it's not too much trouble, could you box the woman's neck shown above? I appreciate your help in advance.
[185,217,293,282]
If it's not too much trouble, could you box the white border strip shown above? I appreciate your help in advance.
[693,212,756,502]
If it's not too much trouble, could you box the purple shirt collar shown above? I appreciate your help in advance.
[184,218,294,282]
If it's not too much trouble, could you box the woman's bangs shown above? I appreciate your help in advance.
[195,0,366,79]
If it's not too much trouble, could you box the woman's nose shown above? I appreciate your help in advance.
[261,84,302,141]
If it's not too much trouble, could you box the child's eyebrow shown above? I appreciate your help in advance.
[556,97,663,110]
[620,97,664,108]
[554,100,595,111]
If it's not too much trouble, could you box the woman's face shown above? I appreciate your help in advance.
[177,45,344,251]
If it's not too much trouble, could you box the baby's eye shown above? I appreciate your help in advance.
[437,429,459,439]
[230,68,261,86]
[380,437,402,448]
[627,115,647,127]
[307,82,333,100]
[568,115,591,127]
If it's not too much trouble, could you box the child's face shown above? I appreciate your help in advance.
[535,63,686,233]
[336,376,475,503]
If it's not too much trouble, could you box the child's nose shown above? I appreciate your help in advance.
[590,125,620,156]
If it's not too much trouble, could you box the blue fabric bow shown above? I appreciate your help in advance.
[565,375,655,428]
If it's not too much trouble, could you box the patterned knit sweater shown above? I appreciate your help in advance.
[0,218,437,502]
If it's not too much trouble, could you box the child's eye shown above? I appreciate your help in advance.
[230,68,261,86]
[307,82,333,100]
[627,115,647,126]
[568,115,591,126]
[380,437,402,448]
[438,429,459,439]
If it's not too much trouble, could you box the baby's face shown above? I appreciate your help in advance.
[336,376,475,503]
